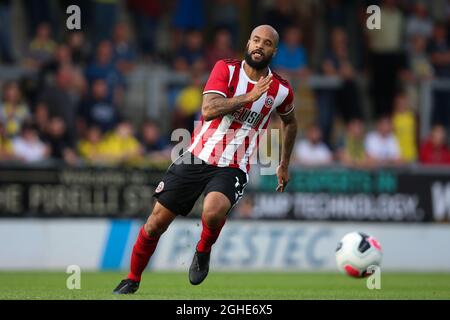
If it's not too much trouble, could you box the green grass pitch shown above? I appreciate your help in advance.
[0,272,450,300]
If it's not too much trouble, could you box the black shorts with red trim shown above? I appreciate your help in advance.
[153,152,248,216]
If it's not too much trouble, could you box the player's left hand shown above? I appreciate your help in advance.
[276,162,289,192]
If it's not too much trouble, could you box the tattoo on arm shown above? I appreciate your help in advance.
[201,93,252,121]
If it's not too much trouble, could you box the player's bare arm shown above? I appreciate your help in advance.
[201,74,273,121]
[276,110,297,193]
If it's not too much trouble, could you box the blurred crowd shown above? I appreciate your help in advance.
[0,0,450,168]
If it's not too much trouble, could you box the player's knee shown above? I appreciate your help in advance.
[143,202,176,237]
[203,198,230,226]
[144,212,170,237]
[144,219,168,237]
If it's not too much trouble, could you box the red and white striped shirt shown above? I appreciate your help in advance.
[188,59,295,173]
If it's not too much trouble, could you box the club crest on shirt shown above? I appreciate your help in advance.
[264,95,275,109]
[155,181,164,193]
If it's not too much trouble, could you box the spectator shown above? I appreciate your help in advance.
[272,25,309,78]
[100,121,141,165]
[50,44,72,68]
[112,22,137,75]
[66,31,91,67]
[38,44,74,87]
[407,34,434,80]
[205,28,238,71]
[392,92,418,162]
[41,116,77,165]
[40,44,87,97]
[24,22,57,70]
[403,33,433,113]
[419,125,450,165]
[0,81,31,138]
[337,118,368,168]
[366,0,404,53]
[319,27,361,144]
[405,2,433,41]
[323,28,354,76]
[294,125,333,166]
[139,119,171,160]
[85,40,125,104]
[366,0,406,116]
[173,72,203,133]
[37,65,79,143]
[33,103,49,136]
[11,122,49,163]
[78,79,120,134]
[323,27,360,118]
[78,125,108,164]
[428,22,450,129]
[365,116,403,166]
[173,30,206,73]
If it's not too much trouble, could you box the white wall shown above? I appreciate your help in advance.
[1,219,449,272]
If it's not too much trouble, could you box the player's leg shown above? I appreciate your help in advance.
[113,202,176,294]
[189,192,230,285]
[128,202,177,281]
[198,191,230,251]
[189,168,248,285]
[114,151,209,293]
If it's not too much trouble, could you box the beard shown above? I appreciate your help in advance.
[244,49,273,70]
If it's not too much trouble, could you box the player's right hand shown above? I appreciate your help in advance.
[247,74,273,102]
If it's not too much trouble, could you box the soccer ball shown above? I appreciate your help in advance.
[335,232,383,278]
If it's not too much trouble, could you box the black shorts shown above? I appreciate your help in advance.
[153,152,248,216]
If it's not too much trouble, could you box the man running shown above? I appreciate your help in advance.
[113,25,298,294]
